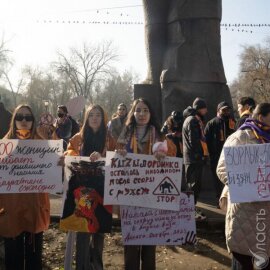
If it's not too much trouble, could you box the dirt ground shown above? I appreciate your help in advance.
[0,194,232,269]
[0,223,231,270]
[20,223,232,270]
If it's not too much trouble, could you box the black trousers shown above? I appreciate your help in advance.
[76,232,104,270]
[185,163,203,204]
[210,160,224,199]
[124,245,156,270]
[4,232,43,270]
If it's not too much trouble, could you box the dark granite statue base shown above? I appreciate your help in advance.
[134,82,232,122]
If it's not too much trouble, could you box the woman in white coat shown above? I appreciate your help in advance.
[217,103,270,270]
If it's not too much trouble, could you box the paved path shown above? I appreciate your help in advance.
[49,189,226,230]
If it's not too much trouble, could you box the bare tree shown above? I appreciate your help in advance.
[21,65,76,117]
[0,36,23,107]
[1,69,25,107]
[54,41,118,103]
[0,36,11,70]
[95,70,138,117]
[230,38,270,105]
[45,70,73,111]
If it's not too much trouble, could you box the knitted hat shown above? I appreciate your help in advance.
[192,98,207,110]
[171,111,183,124]
[217,101,230,111]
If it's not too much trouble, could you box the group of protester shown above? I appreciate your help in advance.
[0,95,269,270]
[162,97,257,222]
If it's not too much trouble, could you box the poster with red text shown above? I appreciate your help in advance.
[0,139,63,194]
[224,143,270,203]
[104,151,183,211]
[120,192,196,245]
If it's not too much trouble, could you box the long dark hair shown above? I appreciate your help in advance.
[124,98,161,138]
[80,105,107,156]
[5,104,36,139]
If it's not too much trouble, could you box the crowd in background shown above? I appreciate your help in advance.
[0,95,270,270]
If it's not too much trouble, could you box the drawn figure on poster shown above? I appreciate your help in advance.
[61,161,112,233]
[73,186,104,232]
[160,180,174,194]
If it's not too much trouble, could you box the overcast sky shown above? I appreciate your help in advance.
[0,0,269,84]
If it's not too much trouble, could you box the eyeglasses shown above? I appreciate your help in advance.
[15,114,34,122]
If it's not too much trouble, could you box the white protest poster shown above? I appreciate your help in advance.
[224,143,270,203]
[104,151,182,211]
[120,192,196,245]
[0,139,63,194]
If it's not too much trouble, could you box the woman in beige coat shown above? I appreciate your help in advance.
[217,103,270,270]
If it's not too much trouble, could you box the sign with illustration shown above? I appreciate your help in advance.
[60,156,112,233]
[104,151,183,211]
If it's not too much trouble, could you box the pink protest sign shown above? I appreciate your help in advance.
[66,96,86,117]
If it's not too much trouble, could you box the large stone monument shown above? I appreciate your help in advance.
[134,0,232,122]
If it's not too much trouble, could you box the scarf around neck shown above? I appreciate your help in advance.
[195,115,209,156]
[239,118,270,143]
[16,129,32,139]
[127,125,155,154]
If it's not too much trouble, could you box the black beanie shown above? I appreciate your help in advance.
[192,97,207,110]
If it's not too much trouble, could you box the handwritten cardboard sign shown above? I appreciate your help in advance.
[60,156,112,233]
[120,192,196,245]
[0,139,63,194]
[224,143,270,203]
[104,151,182,211]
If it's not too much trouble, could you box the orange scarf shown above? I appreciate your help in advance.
[220,118,235,141]
[130,127,154,154]
[16,129,32,139]
[195,115,209,156]
[240,110,251,118]
[229,118,235,130]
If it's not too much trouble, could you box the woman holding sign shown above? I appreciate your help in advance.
[0,104,53,270]
[117,98,176,270]
[64,104,114,270]
[217,103,270,270]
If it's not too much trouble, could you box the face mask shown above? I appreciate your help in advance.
[58,113,65,118]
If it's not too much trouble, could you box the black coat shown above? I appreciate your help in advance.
[0,108,12,139]
[205,116,235,163]
[182,114,204,165]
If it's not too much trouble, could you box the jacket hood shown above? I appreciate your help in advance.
[183,106,196,119]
